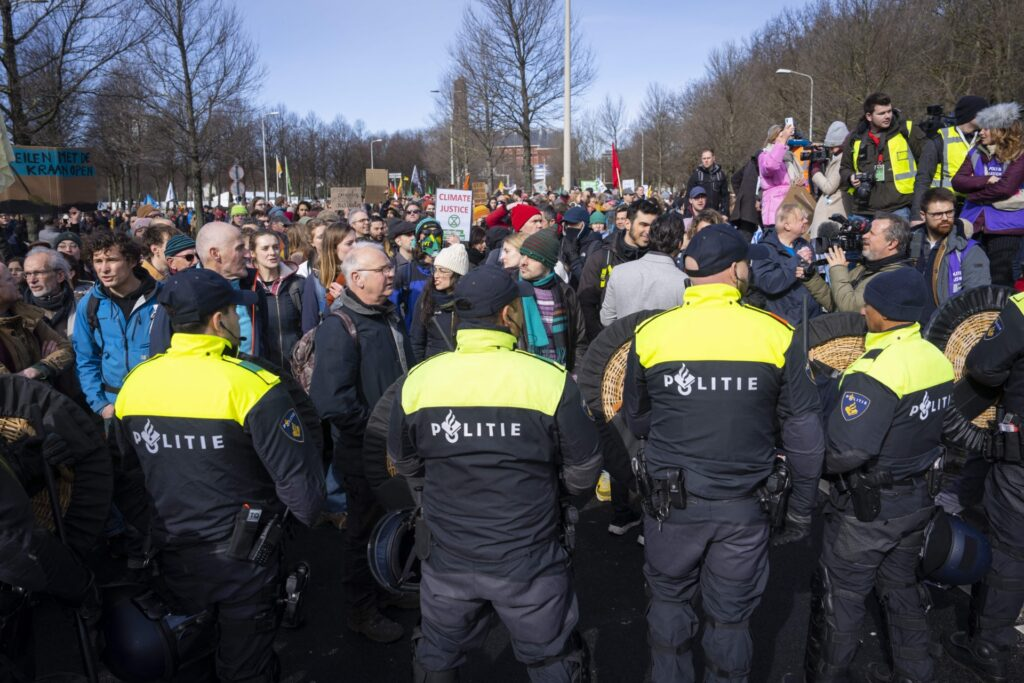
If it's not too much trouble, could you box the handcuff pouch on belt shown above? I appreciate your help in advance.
[926,448,945,497]
[838,469,892,523]
[226,504,284,566]
[631,439,684,530]
[758,456,792,528]
[985,407,1022,465]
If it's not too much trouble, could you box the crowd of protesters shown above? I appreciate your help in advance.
[0,92,1022,683]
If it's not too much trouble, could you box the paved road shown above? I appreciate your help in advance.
[277,499,1023,682]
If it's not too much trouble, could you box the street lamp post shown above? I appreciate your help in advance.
[429,89,456,186]
[775,69,814,142]
[640,130,645,188]
[370,138,383,169]
[562,0,571,192]
[261,110,280,202]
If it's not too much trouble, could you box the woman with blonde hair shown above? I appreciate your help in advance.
[757,122,803,231]
[499,231,527,276]
[953,102,1024,286]
[300,222,357,332]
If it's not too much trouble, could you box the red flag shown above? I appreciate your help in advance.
[611,143,622,189]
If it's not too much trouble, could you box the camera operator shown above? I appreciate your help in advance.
[910,187,991,321]
[916,96,988,205]
[841,93,928,220]
[810,122,851,236]
[807,212,915,314]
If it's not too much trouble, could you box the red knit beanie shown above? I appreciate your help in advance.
[510,204,541,232]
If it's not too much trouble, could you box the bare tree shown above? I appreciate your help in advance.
[138,0,261,227]
[598,94,627,147]
[0,0,142,145]
[455,0,593,188]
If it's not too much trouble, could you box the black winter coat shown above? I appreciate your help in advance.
[409,289,456,362]
[309,290,414,476]
[687,164,730,215]
[257,263,305,372]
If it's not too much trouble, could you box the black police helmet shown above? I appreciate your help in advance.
[101,585,213,682]
[367,508,421,594]
[919,510,992,586]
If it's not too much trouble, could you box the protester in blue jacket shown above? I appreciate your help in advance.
[72,231,161,419]
[750,203,828,325]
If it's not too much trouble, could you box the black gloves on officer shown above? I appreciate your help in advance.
[771,512,812,546]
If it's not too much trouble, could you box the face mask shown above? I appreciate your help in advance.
[419,233,442,257]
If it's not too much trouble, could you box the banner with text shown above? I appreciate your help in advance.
[0,146,97,211]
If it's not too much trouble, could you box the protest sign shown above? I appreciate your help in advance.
[472,181,488,205]
[364,169,389,203]
[330,186,362,210]
[0,146,98,212]
[434,189,472,242]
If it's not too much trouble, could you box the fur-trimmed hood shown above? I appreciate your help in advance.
[976,102,1021,131]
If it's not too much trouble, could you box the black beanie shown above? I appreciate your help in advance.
[954,96,989,126]
[863,268,928,322]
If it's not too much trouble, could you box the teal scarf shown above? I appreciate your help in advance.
[518,272,567,364]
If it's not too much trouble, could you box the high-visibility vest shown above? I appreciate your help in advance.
[931,126,970,193]
[851,121,917,196]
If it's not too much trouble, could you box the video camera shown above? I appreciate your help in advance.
[920,104,956,138]
[807,214,871,267]
[800,146,830,164]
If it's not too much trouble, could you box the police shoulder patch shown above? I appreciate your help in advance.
[841,391,871,422]
[279,408,304,443]
[983,316,1003,340]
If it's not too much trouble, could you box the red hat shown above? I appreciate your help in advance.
[510,204,541,232]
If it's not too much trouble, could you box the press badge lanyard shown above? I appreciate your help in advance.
[868,132,885,182]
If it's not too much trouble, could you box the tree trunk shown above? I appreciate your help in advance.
[0,0,29,144]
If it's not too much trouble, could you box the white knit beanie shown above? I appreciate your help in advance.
[433,243,470,276]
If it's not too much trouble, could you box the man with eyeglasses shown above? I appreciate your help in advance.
[348,208,371,238]
[163,233,198,275]
[404,202,423,221]
[22,247,78,336]
[909,187,991,321]
[310,243,414,644]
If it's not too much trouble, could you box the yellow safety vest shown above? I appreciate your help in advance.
[931,126,970,194]
[851,121,917,196]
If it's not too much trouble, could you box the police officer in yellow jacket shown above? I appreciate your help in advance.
[116,269,325,682]
[944,290,1024,682]
[623,225,825,683]
[805,269,954,683]
[388,265,603,683]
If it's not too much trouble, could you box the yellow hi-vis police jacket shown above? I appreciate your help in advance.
[623,283,824,515]
[115,333,325,547]
[388,327,602,564]
[827,323,954,479]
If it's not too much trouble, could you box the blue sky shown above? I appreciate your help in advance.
[243,0,798,133]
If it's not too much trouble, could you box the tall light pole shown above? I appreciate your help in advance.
[429,89,456,186]
[640,130,645,188]
[775,69,814,142]
[261,110,280,201]
[370,138,383,169]
[562,0,571,191]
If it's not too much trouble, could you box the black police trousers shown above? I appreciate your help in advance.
[970,462,1024,653]
[339,473,383,613]
[415,540,584,682]
[160,545,282,683]
[806,481,934,682]
[643,496,769,683]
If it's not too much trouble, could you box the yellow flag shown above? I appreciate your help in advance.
[275,156,282,177]
[498,180,505,191]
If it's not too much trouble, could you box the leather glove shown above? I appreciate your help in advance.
[771,512,812,547]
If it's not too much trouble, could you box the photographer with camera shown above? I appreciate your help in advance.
[810,122,851,235]
[805,212,915,314]
[841,93,928,220]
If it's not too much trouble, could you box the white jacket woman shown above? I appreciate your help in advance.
[810,121,850,237]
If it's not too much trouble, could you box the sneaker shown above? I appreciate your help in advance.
[607,511,641,536]
[943,631,1008,683]
[347,606,404,643]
